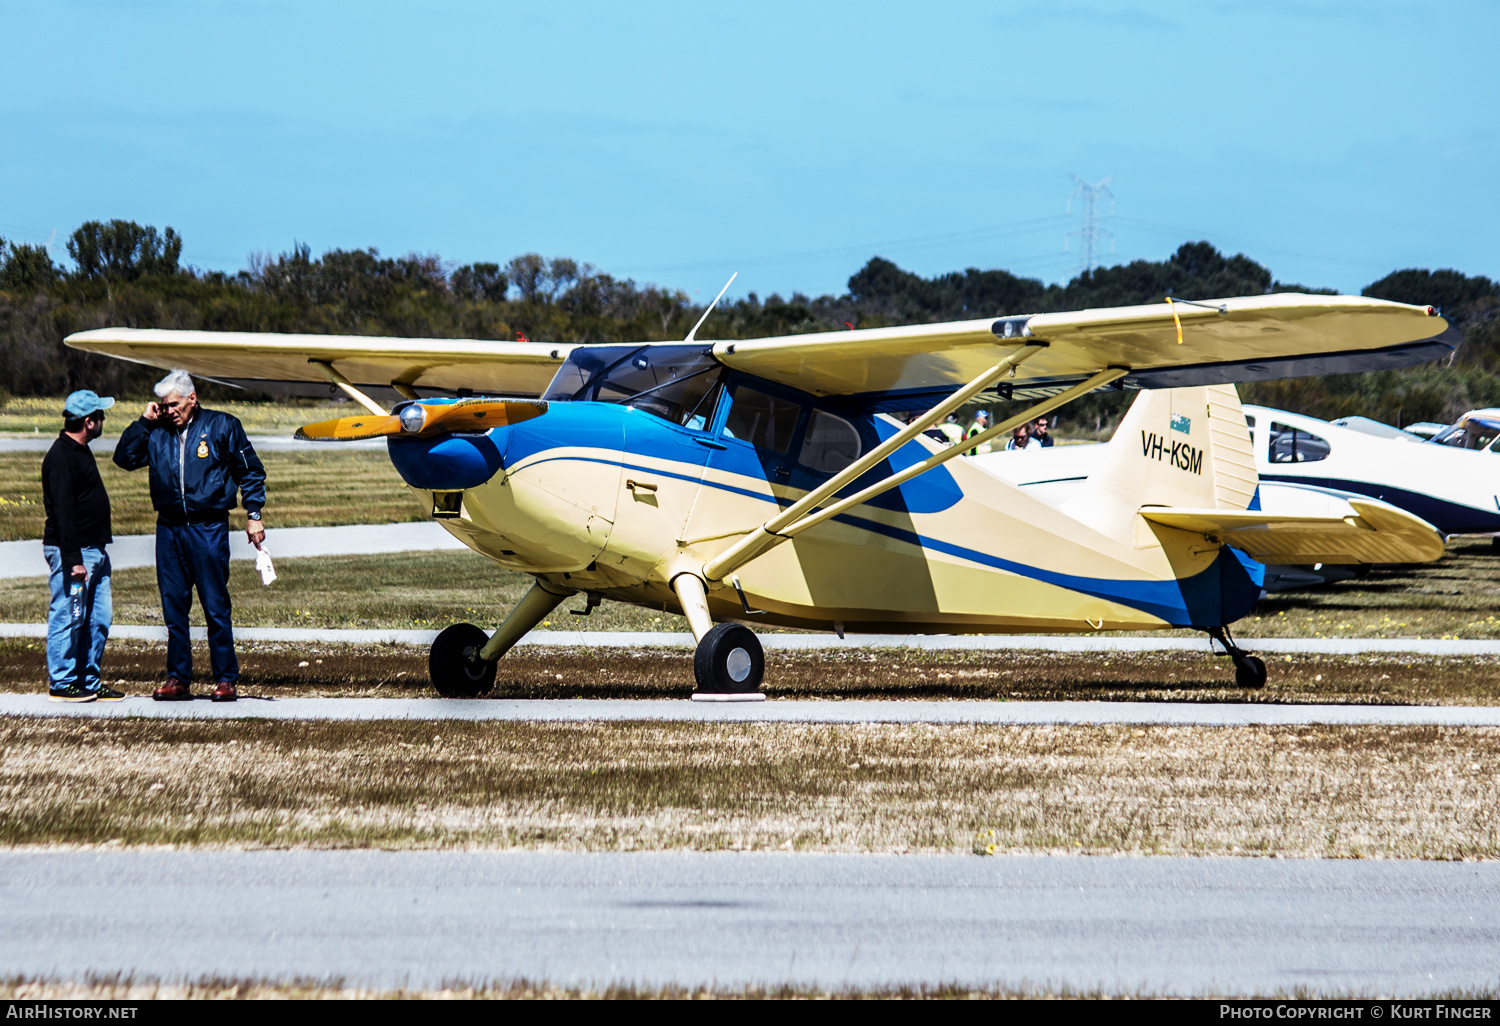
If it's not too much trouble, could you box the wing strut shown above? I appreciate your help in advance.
[310,359,388,416]
[701,346,1131,583]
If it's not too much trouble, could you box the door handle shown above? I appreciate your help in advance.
[693,438,727,450]
[626,479,658,493]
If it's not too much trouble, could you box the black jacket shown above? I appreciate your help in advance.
[42,434,112,567]
[113,407,266,524]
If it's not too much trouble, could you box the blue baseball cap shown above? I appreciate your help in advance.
[63,390,115,418]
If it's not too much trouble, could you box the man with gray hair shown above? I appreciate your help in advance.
[114,369,267,701]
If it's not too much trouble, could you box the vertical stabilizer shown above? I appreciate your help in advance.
[1062,384,1258,542]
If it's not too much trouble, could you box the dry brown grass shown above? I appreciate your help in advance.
[5,638,1500,704]
[3,717,1499,858]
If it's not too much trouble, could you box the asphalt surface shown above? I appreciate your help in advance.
[4,851,1497,994]
[0,522,466,578]
[8,694,1500,725]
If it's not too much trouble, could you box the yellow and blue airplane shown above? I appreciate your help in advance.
[67,291,1457,695]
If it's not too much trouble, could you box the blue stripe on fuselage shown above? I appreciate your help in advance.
[1261,474,1500,535]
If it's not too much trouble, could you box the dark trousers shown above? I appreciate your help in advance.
[156,520,238,684]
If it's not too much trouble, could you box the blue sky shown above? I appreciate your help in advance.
[2,0,1495,302]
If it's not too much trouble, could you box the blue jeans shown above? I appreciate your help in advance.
[156,520,238,684]
[44,545,112,692]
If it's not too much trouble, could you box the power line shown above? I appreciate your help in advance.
[1108,215,1393,271]
[615,213,1075,276]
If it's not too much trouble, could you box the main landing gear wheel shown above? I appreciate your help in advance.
[429,623,497,697]
[693,623,765,695]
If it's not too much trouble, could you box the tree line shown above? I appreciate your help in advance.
[1,219,1495,432]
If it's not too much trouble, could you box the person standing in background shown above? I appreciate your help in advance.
[113,369,266,703]
[965,410,992,456]
[41,390,121,702]
[1032,416,1055,447]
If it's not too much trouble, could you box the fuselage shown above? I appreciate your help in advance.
[381,345,1262,635]
[1243,405,1500,536]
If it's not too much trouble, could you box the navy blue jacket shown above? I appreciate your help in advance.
[114,407,266,524]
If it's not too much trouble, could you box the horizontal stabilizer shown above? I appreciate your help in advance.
[1141,500,1445,565]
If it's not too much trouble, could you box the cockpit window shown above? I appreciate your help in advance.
[542,345,723,429]
[723,386,801,454]
[1269,422,1331,463]
[1432,419,1500,451]
[798,410,863,473]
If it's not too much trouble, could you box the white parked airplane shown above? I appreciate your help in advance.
[1245,404,1500,538]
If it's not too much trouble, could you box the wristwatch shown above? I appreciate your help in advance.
[247,511,262,521]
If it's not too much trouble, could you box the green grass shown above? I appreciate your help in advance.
[0,448,423,540]
[4,717,1499,858]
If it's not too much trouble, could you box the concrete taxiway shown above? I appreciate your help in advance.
[4,850,1497,995]
[6,694,1500,726]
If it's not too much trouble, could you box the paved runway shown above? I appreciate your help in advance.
[7,694,1500,725]
[4,851,1496,995]
[0,522,467,579]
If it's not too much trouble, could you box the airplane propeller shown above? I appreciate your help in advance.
[295,397,548,441]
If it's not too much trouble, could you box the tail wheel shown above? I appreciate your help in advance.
[429,622,497,697]
[693,623,764,695]
[1234,654,1267,690]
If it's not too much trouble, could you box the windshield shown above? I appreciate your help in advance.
[542,344,724,429]
[1432,418,1500,451]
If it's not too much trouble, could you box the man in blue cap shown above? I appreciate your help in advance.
[41,390,122,702]
[114,369,266,702]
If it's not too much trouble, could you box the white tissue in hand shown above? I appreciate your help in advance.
[255,547,276,586]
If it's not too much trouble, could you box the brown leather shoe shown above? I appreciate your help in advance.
[152,678,192,702]
[211,680,238,702]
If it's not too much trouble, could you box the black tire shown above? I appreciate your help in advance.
[1234,654,1267,690]
[429,622,497,697]
[693,623,764,694]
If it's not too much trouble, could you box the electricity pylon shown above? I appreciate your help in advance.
[1066,175,1115,274]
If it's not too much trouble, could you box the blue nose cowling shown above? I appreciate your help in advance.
[388,430,506,490]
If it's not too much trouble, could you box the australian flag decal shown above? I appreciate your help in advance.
[1170,413,1191,435]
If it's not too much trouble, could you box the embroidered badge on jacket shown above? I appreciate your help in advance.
[196,439,209,458]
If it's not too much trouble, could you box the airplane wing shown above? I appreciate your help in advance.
[710,294,1456,407]
[1140,500,1446,565]
[64,328,574,400]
